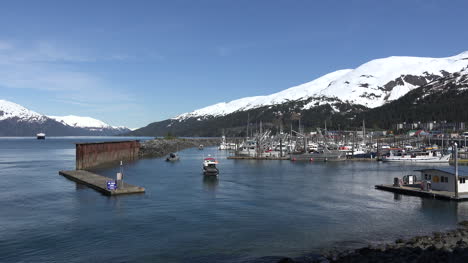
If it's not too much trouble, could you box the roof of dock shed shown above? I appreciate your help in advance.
[416,167,468,177]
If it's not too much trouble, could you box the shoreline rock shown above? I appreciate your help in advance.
[139,138,221,158]
[273,221,468,263]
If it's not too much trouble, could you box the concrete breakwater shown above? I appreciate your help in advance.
[139,138,221,158]
[273,221,468,263]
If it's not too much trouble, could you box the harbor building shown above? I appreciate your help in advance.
[417,167,468,193]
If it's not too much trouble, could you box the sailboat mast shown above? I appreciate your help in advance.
[246,112,250,139]
[363,119,366,145]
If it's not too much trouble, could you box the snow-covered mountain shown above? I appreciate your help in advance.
[0,99,131,136]
[49,115,130,133]
[176,51,468,120]
[0,99,48,123]
[131,64,468,137]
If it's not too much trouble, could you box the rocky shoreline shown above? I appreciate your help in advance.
[139,138,221,158]
[273,221,468,263]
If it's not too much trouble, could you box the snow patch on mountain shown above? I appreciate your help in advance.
[175,51,468,120]
[318,52,468,107]
[175,69,352,120]
[0,99,47,122]
[48,115,129,131]
[49,115,110,128]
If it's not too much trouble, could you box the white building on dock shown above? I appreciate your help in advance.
[417,167,468,193]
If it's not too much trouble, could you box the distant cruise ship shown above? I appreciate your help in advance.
[36,133,46,140]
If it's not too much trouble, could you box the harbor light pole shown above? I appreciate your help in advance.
[454,143,459,199]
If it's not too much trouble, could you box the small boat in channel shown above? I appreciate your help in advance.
[166,152,180,162]
[36,133,46,140]
[203,156,219,176]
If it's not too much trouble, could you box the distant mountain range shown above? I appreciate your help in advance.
[0,99,131,136]
[129,51,468,137]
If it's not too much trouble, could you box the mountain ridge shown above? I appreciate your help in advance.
[175,51,468,120]
[131,51,468,137]
[0,99,131,136]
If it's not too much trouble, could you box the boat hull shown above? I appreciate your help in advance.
[291,152,346,161]
[382,155,451,163]
[203,168,219,176]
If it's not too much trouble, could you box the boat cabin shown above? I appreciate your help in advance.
[417,167,468,193]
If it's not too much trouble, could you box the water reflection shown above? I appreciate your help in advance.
[393,193,402,200]
[203,175,219,191]
[75,183,88,190]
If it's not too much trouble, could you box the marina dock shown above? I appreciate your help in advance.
[227,156,290,160]
[375,184,468,201]
[59,170,145,196]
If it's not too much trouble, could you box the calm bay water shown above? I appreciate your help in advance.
[1,137,468,263]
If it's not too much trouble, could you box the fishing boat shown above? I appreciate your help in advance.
[166,152,180,162]
[203,156,219,176]
[382,150,451,163]
[199,144,204,150]
[218,136,236,150]
[291,147,346,161]
[36,133,46,140]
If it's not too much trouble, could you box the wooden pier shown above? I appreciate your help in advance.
[59,170,145,196]
[375,184,468,201]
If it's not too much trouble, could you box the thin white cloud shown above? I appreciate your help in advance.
[217,47,232,57]
[0,40,13,50]
[215,42,256,57]
[0,39,148,64]
[0,63,103,91]
[0,39,138,109]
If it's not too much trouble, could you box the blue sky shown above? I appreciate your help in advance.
[1,0,467,128]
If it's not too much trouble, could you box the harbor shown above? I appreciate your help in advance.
[3,136,468,263]
[218,125,468,164]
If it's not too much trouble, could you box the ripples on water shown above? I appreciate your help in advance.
[0,137,467,263]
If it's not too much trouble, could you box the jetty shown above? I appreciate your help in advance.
[60,170,145,196]
[60,140,145,196]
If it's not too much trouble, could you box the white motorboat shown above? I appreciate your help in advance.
[203,156,219,176]
[166,152,180,162]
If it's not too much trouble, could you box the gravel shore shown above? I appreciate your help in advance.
[273,221,468,263]
[139,138,221,158]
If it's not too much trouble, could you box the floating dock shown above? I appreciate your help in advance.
[59,170,145,196]
[227,156,290,160]
[226,156,376,161]
[375,184,468,201]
